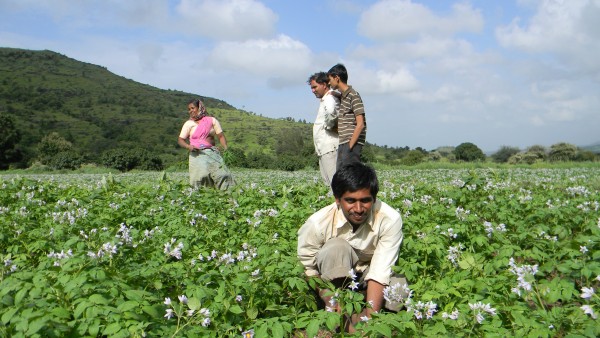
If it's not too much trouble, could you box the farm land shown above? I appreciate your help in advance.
[1,168,599,337]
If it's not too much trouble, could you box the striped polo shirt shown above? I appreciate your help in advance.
[338,86,367,145]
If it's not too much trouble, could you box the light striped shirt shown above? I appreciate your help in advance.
[338,86,367,145]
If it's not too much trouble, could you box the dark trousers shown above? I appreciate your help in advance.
[336,143,362,169]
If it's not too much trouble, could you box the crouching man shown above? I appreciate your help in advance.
[297,162,408,332]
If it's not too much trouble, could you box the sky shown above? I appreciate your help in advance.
[1,0,599,152]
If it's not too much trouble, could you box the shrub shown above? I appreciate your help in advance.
[47,151,85,170]
[491,146,520,163]
[454,142,485,162]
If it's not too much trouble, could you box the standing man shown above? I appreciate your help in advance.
[327,64,366,168]
[297,162,406,332]
[308,72,340,186]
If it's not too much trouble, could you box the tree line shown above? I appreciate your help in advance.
[1,112,597,172]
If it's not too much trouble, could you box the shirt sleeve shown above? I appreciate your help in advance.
[351,91,365,117]
[363,213,403,285]
[322,95,339,130]
[179,120,194,139]
[297,216,325,277]
[212,118,224,135]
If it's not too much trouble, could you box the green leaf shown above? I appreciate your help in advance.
[272,322,284,338]
[26,318,46,335]
[229,305,244,314]
[1,307,18,324]
[103,322,122,335]
[89,293,109,305]
[306,319,320,338]
[117,300,139,313]
[376,323,392,337]
[142,305,162,318]
[188,297,201,311]
[247,307,258,320]
[325,314,339,331]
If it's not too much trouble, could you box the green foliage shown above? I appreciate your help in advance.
[101,148,164,172]
[401,150,426,166]
[47,150,85,170]
[454,142,486,162]
[0,168,599,337]
[549,142,578,162]
[37,132,73,165]
[491,146,520,163]
[0,113,21,169]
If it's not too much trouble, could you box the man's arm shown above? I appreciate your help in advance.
[349,114,365,149]
[323,95,339,130]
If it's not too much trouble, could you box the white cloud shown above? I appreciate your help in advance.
[204,35,312,88]
[358,0,483,41]
[496,0,600,73]
[175,0,277,40]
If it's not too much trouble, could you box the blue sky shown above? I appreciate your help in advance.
[1,0,599,152]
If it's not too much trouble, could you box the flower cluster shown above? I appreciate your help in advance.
[447,243,464,265]
[164,238,184,260]
[483,221,507,238]
[455,207,470,221]
[87,242,118,259]
[469,302,497,324]
[3,258,17,275]
[383,282,412,304]
[405,299,437,320]
[442,309,460,320]
[47,249,74,266]
[163,295,211,327]
[508,258,538,296]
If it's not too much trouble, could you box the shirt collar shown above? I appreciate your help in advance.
[341,85,353,98]
[334,202,375,231]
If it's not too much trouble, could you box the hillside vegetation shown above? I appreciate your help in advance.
[0,47,597,171]
[0,47,321,169]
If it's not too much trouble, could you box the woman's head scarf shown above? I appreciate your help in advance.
[190,99,208,121]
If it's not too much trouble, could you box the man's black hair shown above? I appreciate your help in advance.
[331,162,379,200]
[327,63,348,83]
[307,72,328,85]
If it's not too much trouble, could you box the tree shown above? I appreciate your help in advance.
[402,150,425,165]
[0,113,22,169]
[548,142,577,162]
[37,132,73,165]
[491,146,520,163]
[454,142,485,162]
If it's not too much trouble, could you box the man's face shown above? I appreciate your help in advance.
[336,188,374,227]
[327,75,340,90]
[309,80,328,99]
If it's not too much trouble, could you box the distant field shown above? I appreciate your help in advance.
[1,168,599,337]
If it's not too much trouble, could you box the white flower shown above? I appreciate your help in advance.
[164,297,172,305]
[164,309,174,319]
[178,295,188,304]
[201,317,211,327]
[348,269,357,280]
[236,295,243,302]
[348,281,359,291]
[360,315,369,322]
[581,287,595,299]
[186,309,195,316]
[442,309,460,320]
[251,269,260,277]
[580,246,588,254]
[242,329,255,338]
[581,305,598,319]
[383,283,412,303]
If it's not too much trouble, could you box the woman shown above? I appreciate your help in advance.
[178,99,235,190]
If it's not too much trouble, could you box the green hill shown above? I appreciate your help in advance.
[0,47,318,169]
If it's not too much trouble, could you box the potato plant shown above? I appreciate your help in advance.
[1,168,599,337]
